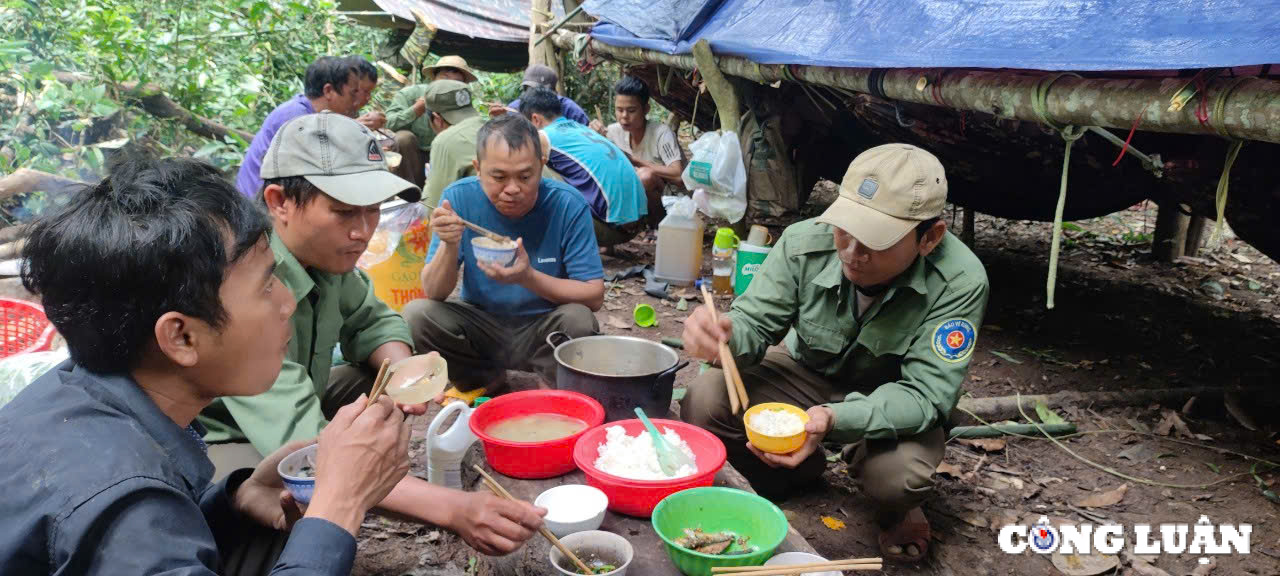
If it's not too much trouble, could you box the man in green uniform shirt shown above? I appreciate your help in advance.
[384,55,478,188]
[421,79,488,209]
[680,144,988,564]
[200,112,545,558]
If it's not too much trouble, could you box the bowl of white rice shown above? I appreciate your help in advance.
[744,403,810,454]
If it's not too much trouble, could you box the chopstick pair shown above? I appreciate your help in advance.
[700,285,749,414]
[365,358,392,409]
[471,465,596,575]
[710,558,883,575]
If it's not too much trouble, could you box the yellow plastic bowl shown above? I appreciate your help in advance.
[744,402,810,455]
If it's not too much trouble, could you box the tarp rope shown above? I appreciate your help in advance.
[1032,73,1087,310]
[1205,76,1253,248]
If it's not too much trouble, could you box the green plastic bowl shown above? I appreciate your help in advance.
[651,487,788,576]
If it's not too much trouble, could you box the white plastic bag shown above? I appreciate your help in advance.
[662,195,698,219]
[0,349,68,409]
[681,131,747,223]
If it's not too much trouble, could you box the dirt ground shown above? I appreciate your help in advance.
[353,192,1280,576]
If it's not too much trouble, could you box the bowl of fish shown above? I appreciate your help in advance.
[743,402,810,455]
[471,236,518,267]
[548,530,633,575]
[651,487,788,576]
[573,419,726,518]
[469,389,606,479]
[277,443,319,505]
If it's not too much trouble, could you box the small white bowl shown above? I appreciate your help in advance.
[535,484,608,537]
[277,444,318,505]
[765,552,840,576]
[549,530,632,576]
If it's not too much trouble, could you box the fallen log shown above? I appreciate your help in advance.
[0,168,87,202]
[950,386,1275,426]
[554,30,1280,144]
[51,72,252,143]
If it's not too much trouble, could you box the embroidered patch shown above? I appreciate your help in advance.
[931,318,976,363]
[455,89,471,107]
[367,140,384,162]
[856,177,878,199]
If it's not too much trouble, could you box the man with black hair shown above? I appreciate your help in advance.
[203,112,546,558]
[0,151,411,575]
[520,88,647,247]
[592,75,685,220]
[679,145,988,564]
[237,56,362,198]
[407,114,604,398]
[492,64,591,126]
[348,56,386,131]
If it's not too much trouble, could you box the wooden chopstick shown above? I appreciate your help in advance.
[711,558,883,574]
[365,358,392,408]
[458,217,513,244]
[700,285,749,412]
[472,465,595,575]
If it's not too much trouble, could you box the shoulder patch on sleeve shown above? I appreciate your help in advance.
[931,318,977,363]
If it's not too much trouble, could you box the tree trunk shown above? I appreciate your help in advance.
[691,39,741,134]
[0,169,87,202]
[1184,214,1208,257]
[1152,201,1191,262]
[950,385,1274,426]
[961,207,976,247]
[528,0,562,93]
[51,72,252,143]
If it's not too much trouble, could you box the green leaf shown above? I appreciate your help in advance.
[991,350,1022,364]
[671,388,687,402]
[1034,402,1067,426]
[1061,222,1084,232]
[1204,462,1221,474]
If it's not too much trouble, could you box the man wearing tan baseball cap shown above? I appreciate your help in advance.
[680,144,989,563]
[385,55,480,188]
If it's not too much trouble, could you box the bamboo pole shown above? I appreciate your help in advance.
[529,0,563,93]
[691,39,741,134]
[553,30,1280,145]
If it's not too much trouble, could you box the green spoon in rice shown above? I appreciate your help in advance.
[634,407,694,477]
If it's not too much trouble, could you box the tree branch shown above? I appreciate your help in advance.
[52,71,253,143]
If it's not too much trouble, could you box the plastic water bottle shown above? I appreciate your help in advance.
[426,401,477,489]
[712,227,739,295]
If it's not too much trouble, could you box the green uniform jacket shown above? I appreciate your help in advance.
[423,114,486,209]
[727,219,989,444]
[384,84,437,152]
[199,234,414,454]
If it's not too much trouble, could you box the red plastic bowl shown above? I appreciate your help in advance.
[469,390,605,479]
[573,419,727,518]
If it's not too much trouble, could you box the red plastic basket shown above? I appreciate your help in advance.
[0,298,57,359]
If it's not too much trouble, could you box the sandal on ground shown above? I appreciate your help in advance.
[878,507,930,563]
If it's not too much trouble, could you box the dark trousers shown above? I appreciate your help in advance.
[402,299,599,391]
[392,130,426,189]
[680,348,945,524]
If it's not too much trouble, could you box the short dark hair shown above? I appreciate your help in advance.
[259,176,323,209]
[914,217,942,241]
[517,88,562,121]
[21,151,271,373]
[475,114,542,163]
[347,55,377,82]
[304,56,356,99]
[613,75,649,105]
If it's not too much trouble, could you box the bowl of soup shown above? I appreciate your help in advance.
[472,236,518,267]
[469,389,606,479]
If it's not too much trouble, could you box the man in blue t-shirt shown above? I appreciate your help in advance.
[519,88,648,247]
[404,114,604,394]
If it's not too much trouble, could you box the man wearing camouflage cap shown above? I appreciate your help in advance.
[385,55,480,187]
[200,112,546,559]
[421,79,487,209]
[680,144,989,563]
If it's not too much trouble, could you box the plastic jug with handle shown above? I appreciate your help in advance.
[426,400,477,489]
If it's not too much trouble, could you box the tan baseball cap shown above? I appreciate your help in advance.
[424,79,478,126]
[816,144,947,250]
[261,111,421,205]
[424,55,478,83]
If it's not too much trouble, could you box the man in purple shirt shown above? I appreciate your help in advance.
[235,56,361,198]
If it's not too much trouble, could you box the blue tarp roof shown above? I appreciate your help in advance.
[582,0,1280,71]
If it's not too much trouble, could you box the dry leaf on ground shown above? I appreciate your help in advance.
[1190,557,1216,576]
[605,315,632,330]
[1051,549,1119,576]
[820,516,846,531]
[936,461,964,479]
[1075,483,1129,508]
[1154,409,1194,438]
[956,437,1007,452]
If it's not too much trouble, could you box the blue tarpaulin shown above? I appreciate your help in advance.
[582,0,1280,71]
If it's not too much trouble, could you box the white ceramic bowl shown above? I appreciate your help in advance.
[277,444,318,505]
[764,552,840,576]
[471,236,517,267]
[535,484,608,537]
[549,530,633,576]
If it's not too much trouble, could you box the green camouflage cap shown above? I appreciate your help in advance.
[424,79,479,126]
[261,111,420,205]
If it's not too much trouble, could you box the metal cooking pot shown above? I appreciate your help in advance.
[546,332,689,422]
